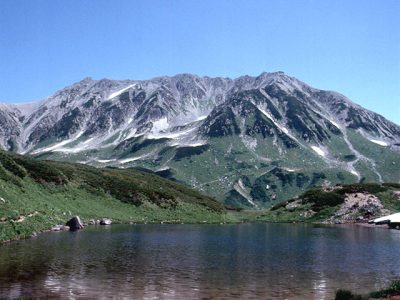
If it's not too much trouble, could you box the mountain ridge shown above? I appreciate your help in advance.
[0,71,399,208]
[2,72,398,126]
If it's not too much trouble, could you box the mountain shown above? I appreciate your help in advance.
[1,72,399,208]
[0,149,228,242]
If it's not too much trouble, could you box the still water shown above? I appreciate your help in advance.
[0,223,399,299]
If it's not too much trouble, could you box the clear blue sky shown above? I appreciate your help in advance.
[0,0,399,124]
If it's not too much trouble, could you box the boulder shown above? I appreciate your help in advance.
[100,218,112,225]
[66,216,84,231]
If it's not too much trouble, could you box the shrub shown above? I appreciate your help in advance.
[338,183,386,195]
[301,189,344,212]
[14,157,68,185]
[369,280,400,298]
[0,151,27,178]
[383,183,400,189]
[334,289,362,300]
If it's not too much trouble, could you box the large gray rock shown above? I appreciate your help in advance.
[66,216,84,231]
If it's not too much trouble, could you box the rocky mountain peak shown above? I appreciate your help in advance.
[0,72,399,208]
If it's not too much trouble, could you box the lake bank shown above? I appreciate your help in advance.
[2,203,397,245]
[0,202,238,244]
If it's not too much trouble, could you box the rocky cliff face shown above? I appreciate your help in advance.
[1,72,399,207]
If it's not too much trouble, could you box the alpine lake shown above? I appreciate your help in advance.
[1,223,399,299]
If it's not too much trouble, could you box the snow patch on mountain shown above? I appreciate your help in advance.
[54,136,98,153]
[97,159,117,163]
[32,131,84,154]
[171,142,207,147]
[255,105,291,136]
[369,139,388,146]
[108,84,135,100]
[311,146,325,157]
[147,126,197,140]
[152,117,169,132]
[350,170,359,177]
[156,166,170,172]
[121,128,138,141]
[281,126,289,134]
[329,119,341,129]
[119,153,150,164]
[196,115,208,121]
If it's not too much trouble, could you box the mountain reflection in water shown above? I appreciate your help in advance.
[1,223,400,299]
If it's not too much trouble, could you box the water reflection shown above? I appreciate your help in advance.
[1,224,400,299]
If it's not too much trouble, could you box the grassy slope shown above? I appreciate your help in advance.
[254,183,400,223]
[0,150,235,242]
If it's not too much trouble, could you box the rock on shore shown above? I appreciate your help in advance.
[66,216,84,231]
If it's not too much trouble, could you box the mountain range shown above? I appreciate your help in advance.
[1,72,399,208]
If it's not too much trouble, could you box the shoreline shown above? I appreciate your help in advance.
[1,217,394,246]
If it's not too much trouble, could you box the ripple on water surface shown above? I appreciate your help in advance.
[1,223,400,299]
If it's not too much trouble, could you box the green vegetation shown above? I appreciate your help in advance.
[369,280,400,298]
[0,150,235,242]
[334,289,363,300]
[334,280,400,299]
[347,129,400,183]
[256,183,400,223]
[34,124,400,209]
[2,144,398,243]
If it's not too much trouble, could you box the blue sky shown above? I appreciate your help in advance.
[0,0,399,124]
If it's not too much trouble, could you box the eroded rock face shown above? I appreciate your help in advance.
[326,193,391,224]
[66,216,84,231]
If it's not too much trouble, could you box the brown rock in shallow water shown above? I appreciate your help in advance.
[66,216,84,231]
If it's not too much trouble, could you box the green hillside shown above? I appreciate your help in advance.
[255,183,400,223]
[0,150,232,242]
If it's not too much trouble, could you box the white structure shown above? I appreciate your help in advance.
[370,212,400,225]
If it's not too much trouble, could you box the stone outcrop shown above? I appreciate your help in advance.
[326,193,390,224]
